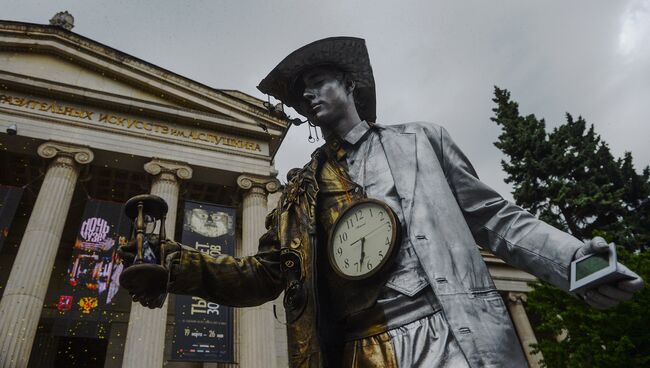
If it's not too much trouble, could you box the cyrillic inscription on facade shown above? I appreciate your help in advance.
[0,93,265,154]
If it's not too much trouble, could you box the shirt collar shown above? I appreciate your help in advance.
[324,121,372,161]
[342,120,371,146]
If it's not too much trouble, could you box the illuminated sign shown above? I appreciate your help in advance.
[53,199,131,338]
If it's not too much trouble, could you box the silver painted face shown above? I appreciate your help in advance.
[300,67,350,127]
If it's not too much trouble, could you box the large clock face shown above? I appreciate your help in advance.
[328,199,399,280]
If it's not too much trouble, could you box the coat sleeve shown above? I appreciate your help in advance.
[426,124,583,291]
[166,207,284,307]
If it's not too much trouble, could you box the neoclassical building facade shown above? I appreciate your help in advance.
[0,15,543,368]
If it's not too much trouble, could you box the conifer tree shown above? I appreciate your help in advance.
[491,87,649,367]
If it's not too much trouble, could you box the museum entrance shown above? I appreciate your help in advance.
[28,327,108,368]
[2,144,242,367]
[54,337,108,367]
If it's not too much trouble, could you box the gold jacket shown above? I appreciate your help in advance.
[168,145,333,367]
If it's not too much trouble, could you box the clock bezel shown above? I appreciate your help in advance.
[327,198,401,281]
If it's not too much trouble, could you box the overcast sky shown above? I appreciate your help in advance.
[2,0,649,201]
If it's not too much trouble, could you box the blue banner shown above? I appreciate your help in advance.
[171,200,235,362]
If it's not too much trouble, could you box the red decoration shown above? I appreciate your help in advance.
[58,295,73,312]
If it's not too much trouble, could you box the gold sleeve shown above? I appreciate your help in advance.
[166,208,284,307]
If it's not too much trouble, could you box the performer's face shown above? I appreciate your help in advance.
[300,67,354,127]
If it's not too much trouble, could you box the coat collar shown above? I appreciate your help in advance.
[375,124,417,228]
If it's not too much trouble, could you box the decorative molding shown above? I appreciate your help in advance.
[144,158,193,180]
[0,24,289,129]
[0,72,282,140]
[37,141,94,165]
[49,11,74,30]
[0,101,273,168]
[237,174,280,194]
[508,292,528,304]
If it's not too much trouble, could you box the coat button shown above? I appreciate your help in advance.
[290,237,301,249]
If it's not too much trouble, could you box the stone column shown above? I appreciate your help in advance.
[507,292,544,368]
[122,159,192,368]
[236,174,280,368]
[0,141,93,368]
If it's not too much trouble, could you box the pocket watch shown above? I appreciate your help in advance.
[328,198,401,280]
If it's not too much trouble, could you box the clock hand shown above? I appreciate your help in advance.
[360,237,365,268]
[349,221,391,246]
[359,222,390,244]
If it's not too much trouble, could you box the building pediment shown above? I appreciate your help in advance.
[0,21,288,137]
[0,50,191,108]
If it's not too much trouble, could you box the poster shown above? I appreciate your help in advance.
[171,201,235,362]
[53,199,131,338]
[0,185,23,251]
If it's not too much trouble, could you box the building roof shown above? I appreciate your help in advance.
[0,19,291,158]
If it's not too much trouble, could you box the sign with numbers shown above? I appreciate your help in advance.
[171,201,235,362]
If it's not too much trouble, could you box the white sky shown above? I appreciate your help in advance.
[2,0,649,201]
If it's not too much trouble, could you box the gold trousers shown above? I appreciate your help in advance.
[342,311,471,368]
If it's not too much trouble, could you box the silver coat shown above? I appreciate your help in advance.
[373,122,582,367]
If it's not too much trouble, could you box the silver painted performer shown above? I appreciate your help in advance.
[119,37,644,367]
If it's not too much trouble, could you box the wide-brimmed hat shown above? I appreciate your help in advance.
[257,37,376,123]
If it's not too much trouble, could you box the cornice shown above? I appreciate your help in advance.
[0,71,284,141]
[0,105,276,166]
[0,21,289,130]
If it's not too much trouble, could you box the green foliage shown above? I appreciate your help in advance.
[491,87,650,367]
[526,250,650,368]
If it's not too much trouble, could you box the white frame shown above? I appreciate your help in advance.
[569,242,616,292]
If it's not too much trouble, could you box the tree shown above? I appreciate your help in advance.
[491,87,650,367]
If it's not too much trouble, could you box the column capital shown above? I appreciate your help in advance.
[37,141,94,165]
[144,158,193,181]
[508,291,528,304]
[237,173,280,195]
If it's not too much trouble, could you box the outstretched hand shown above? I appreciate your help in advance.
[116,235,170,308]
[130,292,167,309]
[116,234,162,267]
[574,237,644,310]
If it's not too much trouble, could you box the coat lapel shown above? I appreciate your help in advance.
[377,126,417,228]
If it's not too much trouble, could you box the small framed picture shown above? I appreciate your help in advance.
[569,242,632,292]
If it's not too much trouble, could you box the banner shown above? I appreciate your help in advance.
[0,185,23,252]
[53,199,131,338]
[171,201,235,362]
